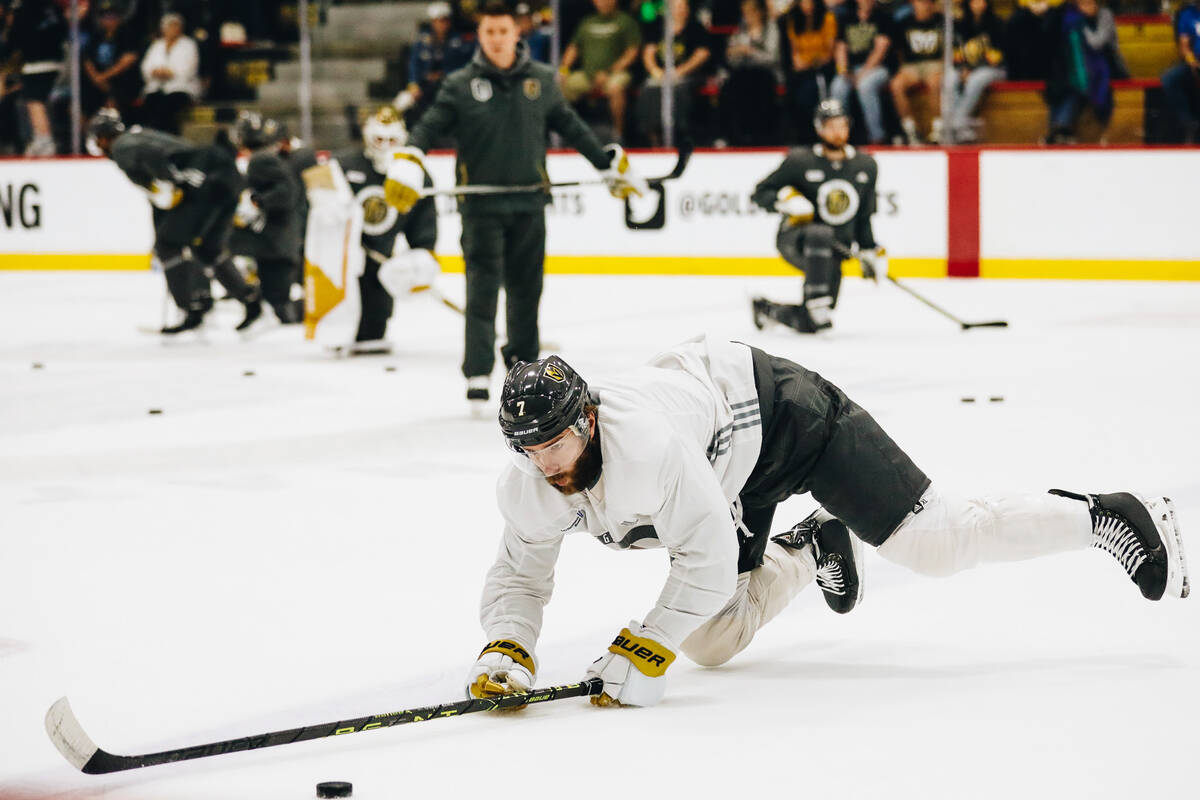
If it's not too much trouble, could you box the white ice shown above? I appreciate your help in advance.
[1,270,1198,800]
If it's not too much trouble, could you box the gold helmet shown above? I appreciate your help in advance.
[362,105,408,172]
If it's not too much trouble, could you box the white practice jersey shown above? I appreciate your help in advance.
[482,335,765,653]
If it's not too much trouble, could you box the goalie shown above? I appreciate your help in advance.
[750,98,886,334]
[303,106,438,354]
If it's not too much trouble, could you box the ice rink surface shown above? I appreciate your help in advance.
[2,270,1198,800]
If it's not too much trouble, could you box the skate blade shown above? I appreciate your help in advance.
[1137,494,1190,599]
[850,533,865,607]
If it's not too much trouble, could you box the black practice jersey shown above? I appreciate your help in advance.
[751,144,878,249]
[230,149,303,261]
[335,149,438,260]
[110,127,240,196]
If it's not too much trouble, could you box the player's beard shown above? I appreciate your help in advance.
[545,426,603,496]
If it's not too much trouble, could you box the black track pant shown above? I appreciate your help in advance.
[734,348,931,571]
[154,190,251,312]
[460,210,546,378]
[257,257,302,323]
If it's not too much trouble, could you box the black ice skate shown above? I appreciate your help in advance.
[773,511,863,613]
[161,306,207,335]
[235,291,263,332]
[1050,489,1190,600]
[466,376,489,403]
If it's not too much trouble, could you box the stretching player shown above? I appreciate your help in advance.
[751,98,885,334]
[229,111,305,325]
[88,109,261,334]
[466,337,1188,707]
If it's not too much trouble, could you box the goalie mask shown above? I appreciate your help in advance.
[363,106,408,172]
[500,357,592,478]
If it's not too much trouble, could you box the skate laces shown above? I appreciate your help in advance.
[1092,511,1148,578]
[814,554,847,596]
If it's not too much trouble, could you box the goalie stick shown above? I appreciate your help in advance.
[834,242,1009,330]
[45,677,603,775]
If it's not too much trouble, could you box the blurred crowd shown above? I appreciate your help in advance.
[0,0,286,154]
[394,0,1200,145]
[3,0,1198,154]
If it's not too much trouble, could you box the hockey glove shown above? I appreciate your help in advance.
[585,621,675,708]
[860,246,887,282]
[146,179,183,210]
[600,144,648,200]
[465,638,536,700]
[775,186,814,227]
[384,147,427,213]
[377,249,440,296]
[168,166,206,189]
[233,189,265,232]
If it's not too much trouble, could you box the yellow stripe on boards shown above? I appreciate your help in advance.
[981,259,1200,281]
[436,255,949,278]
[0,253,152,271]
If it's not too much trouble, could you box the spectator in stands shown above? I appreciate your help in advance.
[1043,0,1126,144]
[8,0,67,156]
[81,1,141,118]
[1004,0,1062,82]
[780,0,837,144]
[140,12,200,135]
[889,0,945,144]
[829,0,891,144]
[636,0,712,146]
[948,0,1005,143]
[720,0,782,145]
[395,2,473,126]
[560,0,642,143]
[515,3,552,62]
[1161,0,1200,143]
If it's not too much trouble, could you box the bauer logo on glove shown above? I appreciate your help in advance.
[586,622,676,707]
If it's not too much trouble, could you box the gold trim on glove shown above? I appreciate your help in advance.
[478,639,536,674]
[607,628,675,677]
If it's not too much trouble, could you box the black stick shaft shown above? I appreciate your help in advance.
[885,274,972,327]
[78,678,603,774]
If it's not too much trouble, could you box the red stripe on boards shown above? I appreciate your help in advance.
[946,149,980,277]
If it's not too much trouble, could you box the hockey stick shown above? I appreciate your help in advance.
[45,678,603,775]
[419,145,693,198]
[831,241,1008,331]
[364,247,465,314]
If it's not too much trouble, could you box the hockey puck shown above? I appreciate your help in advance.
[148,408,163,415]
[31,362,44,370]
[989,396,1005,403]
[384,365,397,373]
[960,397,976,403]
[316,782,352,798]
[243,370,256,377]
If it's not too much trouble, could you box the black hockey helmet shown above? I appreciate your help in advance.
[813,98,850,132]
[87,108,125,141]
[233,110,279,150]
[499,356,589,451]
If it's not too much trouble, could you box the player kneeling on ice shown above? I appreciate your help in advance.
[88,109,262,335]
[751,98,887,334]
[466,336,1189,707]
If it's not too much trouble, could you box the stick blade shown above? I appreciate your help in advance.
[964,320,1009,329]
[45,697,100,772]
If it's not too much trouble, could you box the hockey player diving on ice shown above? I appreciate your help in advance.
[751,98,886,334]
[466,337,1189,708]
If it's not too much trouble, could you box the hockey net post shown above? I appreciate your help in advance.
[45,678,603,775]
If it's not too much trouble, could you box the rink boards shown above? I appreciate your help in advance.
[1,148,1198,279]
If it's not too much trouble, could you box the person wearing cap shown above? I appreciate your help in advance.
[558,0,641,141]
[383,0,646,406]
[514,3,552,63]
[395,1,474,125]
[140,12,200,135]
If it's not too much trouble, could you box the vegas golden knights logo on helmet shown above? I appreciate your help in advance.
[543,364,566,382]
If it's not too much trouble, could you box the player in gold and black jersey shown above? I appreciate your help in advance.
[750,98,887,334]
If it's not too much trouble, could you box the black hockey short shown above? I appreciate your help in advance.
[738,347,930,550]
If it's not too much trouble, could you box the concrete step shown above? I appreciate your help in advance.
[181,116,353,150]
[312,3,426,57]
[257,79,370,109]
[274,58,388,83]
